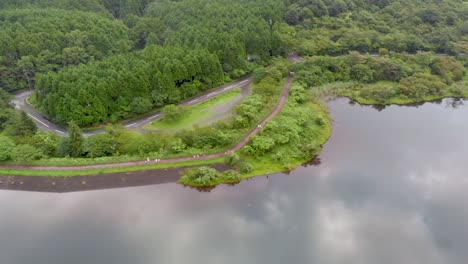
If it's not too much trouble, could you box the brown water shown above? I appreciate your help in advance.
[1,98,468,264]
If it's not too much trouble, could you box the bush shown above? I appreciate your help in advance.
[253,67,268,83]
[169,138,186,153]
[398,73,447,98]
[239,162,253,174]
[0,135,15,161]
[83,134,118,158]
[272,151,284,162]
[181,166,220,186]
[11,144,43,162]
[222,170,242,181]
[315,116,325,127]
[290,84,307,103]
[224,152,240,167]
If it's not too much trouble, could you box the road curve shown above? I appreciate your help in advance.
[2,74,293,171]
[13,52,464,137]
[12,77,253,137]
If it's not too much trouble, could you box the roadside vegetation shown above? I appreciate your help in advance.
[148,88,242,131]
[178,84,332,187]
[0,59,288,165]
[0,0,467,187]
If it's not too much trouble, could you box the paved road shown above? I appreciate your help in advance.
[12,77,253,137]
[12,91,68,136]
[13,52,464,137]
[2,74,293,171]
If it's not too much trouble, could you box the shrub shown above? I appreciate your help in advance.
[11,144,43,162]
[398,73,447,98]
[272,151,284,162]
[222,170,242,181]
[315,116,325,127]
[169,138,187,153]
[239,162,253,174]
[224,152,240,167]
[290,84,307,103]
[181,166,220,186]
[0,135,15,161]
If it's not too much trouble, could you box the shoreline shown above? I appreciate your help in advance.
[1,94,462,193]
[0,164,231,193]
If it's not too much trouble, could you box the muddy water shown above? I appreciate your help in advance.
[1,98,468,264]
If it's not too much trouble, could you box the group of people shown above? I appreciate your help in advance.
[145,158,161,163]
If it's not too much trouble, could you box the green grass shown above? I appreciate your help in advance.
[4,74,332,185]
[26,78,247,132]
[146,88,242,132]
[0,157,224,177]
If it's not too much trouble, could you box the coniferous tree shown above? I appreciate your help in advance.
[68,121,84,157]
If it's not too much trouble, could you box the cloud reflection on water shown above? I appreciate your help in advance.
[1,98,468,264]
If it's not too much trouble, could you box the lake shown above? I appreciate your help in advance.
[1,98,468,264]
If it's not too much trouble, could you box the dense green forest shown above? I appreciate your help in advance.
[283,0,468,55]
[292,52,466,104]
[29,0,286,126]
[0,0,466,171]
[0,8,130,92]
[2,0,467,126]
[36,46,224,126]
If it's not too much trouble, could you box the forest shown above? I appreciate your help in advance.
[0,0,467,174]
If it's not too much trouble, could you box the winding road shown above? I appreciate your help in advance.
[7,52,462,171]
[12,52,465,137]
[3,73,293,171]
[12,77,253,137]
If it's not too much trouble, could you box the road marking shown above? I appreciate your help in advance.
[146,114,160,121]
[239,80,249,84]
[27,114,50,128]
[207,92,218,97]
[189,99,199,104]
[55,130,65,134]
[125,123,137,128]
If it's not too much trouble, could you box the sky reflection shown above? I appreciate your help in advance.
[1,98,468,264]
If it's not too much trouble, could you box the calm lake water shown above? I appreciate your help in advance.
[2,98,468,264]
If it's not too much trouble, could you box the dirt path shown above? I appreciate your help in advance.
[2,74,293,172]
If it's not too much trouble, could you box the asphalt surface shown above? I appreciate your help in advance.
[12,91,69,136]
[2,73,293,171]
[12,52,465,137]
[12,77,252,137]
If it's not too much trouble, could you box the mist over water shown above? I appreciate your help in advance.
[1,98,468,264]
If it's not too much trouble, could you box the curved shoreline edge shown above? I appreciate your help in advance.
[5,93,465,192]
[3,75,292,171]
[0,74,296,186]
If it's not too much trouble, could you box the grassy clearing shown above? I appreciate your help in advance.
[147,88,242,132]
[27,78,246,131]
[0,157,224,177]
